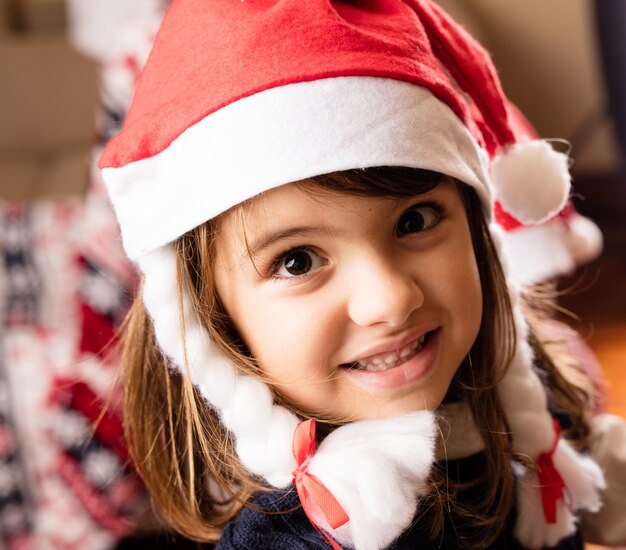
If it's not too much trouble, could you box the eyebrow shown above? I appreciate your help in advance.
[245,225,339,257]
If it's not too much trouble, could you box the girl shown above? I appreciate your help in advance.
[99,1,612,548]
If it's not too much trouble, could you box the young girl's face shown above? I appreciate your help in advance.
[213,179,482,420]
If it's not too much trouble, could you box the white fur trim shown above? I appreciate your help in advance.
[491,141,570,225]
[139,247,298,485]
[490,224,605,547]
[139,247,439,548]
[515,441,605,549]
[103,77,490,260]
[500,221,577,285]
[311,412,436,550]
[514,466,578,549]
[500,209,603,285]
[554,440,605,513]
[564,212,603,266]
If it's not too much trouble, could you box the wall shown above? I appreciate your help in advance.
[0,0,98,199]
[439,0,620,175]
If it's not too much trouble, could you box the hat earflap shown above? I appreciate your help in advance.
[489,225,605,548]
[139,246,438,550]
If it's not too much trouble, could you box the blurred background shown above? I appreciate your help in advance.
[0,0,624,548]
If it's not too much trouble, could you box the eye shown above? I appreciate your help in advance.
[396,203,442,237]
[273,248,326,278]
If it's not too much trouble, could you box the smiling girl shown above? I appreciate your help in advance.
[214,174,483,421]
[99,1,610,549]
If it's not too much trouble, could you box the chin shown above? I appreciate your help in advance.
[361,391,448,420]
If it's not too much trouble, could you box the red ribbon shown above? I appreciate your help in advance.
[536,420,567,524]
[293,419,349,550]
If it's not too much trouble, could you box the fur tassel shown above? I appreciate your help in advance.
[489,225,605,548]
[491,140,570,225]
[311,411,437,550]
[553,440,606,513]
[515,441,605,549]
[514,467,577,549]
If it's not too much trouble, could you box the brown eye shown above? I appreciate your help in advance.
[275,248,325,278]
[396,205,441,237]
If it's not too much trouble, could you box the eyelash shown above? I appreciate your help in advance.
[395,201,445,237]
[268,246,326,281]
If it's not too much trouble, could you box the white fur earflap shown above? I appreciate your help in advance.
[489,224,605,548]
[491,140,571,225]
[310,411,436,550]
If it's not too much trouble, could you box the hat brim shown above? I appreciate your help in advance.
[103,76,490,260]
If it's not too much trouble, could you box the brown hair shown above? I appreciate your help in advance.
[121,167,592,547]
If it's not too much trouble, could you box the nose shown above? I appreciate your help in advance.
[346,254,424,327]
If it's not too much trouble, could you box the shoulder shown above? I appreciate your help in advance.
[216,488,329,550]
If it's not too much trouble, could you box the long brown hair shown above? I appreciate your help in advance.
[121,167,592,546]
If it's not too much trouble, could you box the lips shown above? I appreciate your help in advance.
[342,329,436,373]
[342,329,440,390]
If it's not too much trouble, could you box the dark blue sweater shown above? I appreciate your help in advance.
[217,453,583,550]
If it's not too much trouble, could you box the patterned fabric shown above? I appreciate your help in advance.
[0,195,148,549]
[0,338,34,548]
[2,205,42,327]
[0,10,164,549]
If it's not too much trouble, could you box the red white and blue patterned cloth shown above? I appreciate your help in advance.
[0,16,160,549]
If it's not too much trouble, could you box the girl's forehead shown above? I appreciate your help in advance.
[220,181,391,231]
[215,179,463,249]
[225,176,457,220]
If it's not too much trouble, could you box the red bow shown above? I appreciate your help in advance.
[293,419,349,550]
[536,420,567,524]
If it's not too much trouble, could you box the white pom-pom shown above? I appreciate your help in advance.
[491,140,570,224]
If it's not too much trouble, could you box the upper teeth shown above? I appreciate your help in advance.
[355,334,427,372]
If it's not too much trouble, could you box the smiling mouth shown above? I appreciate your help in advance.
[342,331,434,373]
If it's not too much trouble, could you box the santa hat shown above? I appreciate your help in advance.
[100,1,604,548]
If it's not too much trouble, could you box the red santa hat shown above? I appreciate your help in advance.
[100,1,604,548]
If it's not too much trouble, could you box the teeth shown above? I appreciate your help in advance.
[352,333,429,372]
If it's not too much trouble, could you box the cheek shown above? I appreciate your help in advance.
[230,289,340,377]
[460,260,483,344]
[449,242,483,333]
[420,234,483,338]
